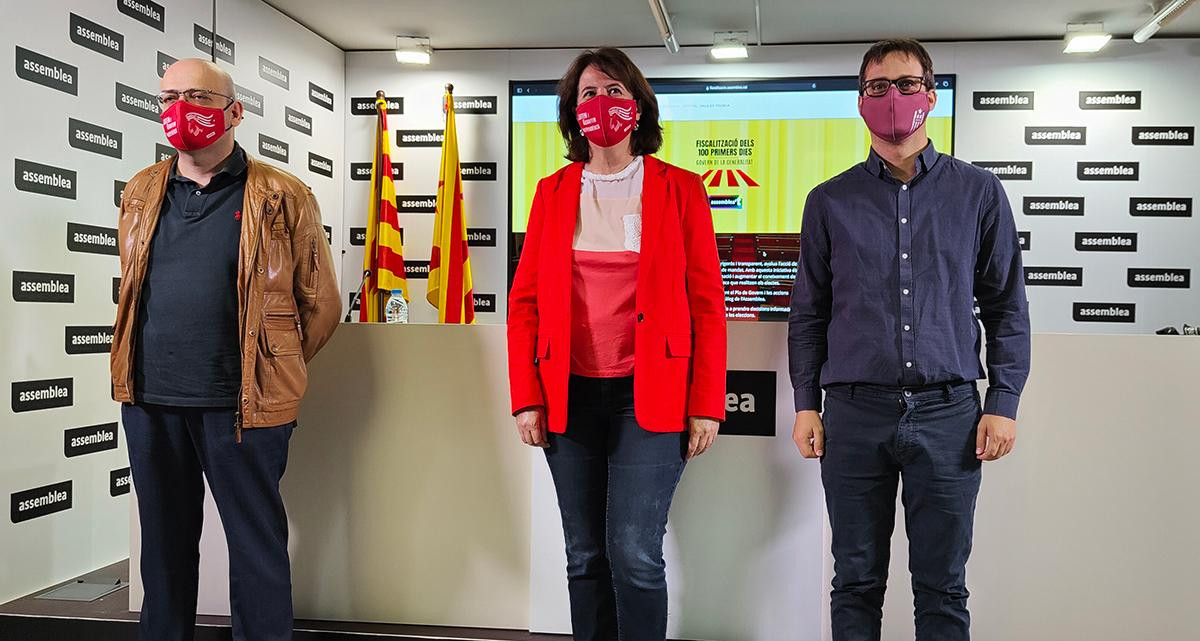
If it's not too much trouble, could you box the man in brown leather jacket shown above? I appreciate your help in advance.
[110,58,339,641]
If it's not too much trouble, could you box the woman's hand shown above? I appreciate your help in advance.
[686,417,719,459]
[515,407,549,448]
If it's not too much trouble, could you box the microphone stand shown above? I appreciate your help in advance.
[345,269,371,322]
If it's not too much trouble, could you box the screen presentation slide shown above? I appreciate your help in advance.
[510,76,956,320]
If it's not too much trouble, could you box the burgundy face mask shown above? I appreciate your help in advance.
[859,85,929,143]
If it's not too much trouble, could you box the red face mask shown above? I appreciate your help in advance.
[160,100,230,151]
[575,95,637,148]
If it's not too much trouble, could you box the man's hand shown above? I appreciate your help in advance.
[515,408,549,448]
[976,414,1016,461]
[792,410,824,459]
[687,417,719,459]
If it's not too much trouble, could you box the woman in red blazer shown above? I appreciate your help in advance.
[507,48,726,640]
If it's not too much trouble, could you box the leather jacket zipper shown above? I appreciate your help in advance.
[124,191,163,400]
[234,193,271,442]
[309,237,319,290]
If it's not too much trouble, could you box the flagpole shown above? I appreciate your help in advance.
[373,89,387,322]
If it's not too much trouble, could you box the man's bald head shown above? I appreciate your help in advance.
[161,58,234,96]
[157,58,243,157]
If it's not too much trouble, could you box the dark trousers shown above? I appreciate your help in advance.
[821,383,982,641]
[544,375,688,641]
[122,403,295,641]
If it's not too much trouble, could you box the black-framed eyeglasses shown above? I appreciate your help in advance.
[156,88,235,110]
[860,76,928,97]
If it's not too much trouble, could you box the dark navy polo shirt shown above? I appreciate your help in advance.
[134,144,247,406]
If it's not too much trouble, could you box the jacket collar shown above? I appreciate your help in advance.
[556,153,667,189]
[168,142,248,184]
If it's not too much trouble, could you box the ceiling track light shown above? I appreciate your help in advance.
[1063,22,1112,54]
[1134,0,1196,43]
[711,31,749,60]
[395,36,431,65]
[647,0,680,54]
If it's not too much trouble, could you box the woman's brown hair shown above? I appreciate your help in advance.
[556,48,663,163]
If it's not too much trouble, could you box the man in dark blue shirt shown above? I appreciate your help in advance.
[788,40,1030,641]
[134,143,246,406]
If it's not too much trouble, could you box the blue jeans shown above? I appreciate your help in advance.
[821,383,983,641]
[122,403,295,641]
[544,375,688,641]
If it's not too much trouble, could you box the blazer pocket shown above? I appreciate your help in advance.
[536,335,551,360]
[666,333,693,358]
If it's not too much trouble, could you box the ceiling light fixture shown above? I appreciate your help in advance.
[1063,22,1112,54]
[647,0,680,54]
[395,36,431,65]
[1134,0,1196,43]
[711,31,749,60]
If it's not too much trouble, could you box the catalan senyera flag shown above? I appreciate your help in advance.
[360,95,408,322]
[427,89,475,324]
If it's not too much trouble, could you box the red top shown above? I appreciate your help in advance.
[570,250,638,377]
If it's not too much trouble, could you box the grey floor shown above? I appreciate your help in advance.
[0,560,569,640]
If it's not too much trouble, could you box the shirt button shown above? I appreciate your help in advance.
[904,324,911,331]
[904,390,912,397]
[903,288,910,295]
[901,184,909,191]
[637,313,644,323]
[901,218,908,224]
[194,190,201,196]
[902,253,909,259]
[906,361,913,368]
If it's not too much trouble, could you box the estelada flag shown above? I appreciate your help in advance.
[360,95,408,322]
[427,88,475,324]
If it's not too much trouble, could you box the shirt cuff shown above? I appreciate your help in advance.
[983,389,1020,420]
[794,387,822,413]
[511,405,544,417]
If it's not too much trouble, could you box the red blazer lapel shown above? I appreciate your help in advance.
[638,155,669,305]
[549,162,583,334]
[550,162,583,252]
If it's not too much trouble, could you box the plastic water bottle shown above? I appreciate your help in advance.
[384,290,409,324]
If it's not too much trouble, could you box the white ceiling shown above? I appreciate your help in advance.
[259,0,1200,51]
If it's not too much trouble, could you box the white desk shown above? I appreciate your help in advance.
[130,326,1200,640]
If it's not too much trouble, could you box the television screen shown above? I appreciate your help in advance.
[509,75,956,320]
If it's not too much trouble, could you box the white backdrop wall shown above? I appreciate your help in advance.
[1,0,344,604]
[345,39,1199,332]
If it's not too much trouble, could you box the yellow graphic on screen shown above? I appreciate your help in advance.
[512,117,954,233]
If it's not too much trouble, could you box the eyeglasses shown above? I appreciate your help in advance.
[860,76,928,98]
[156,88,235,109]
